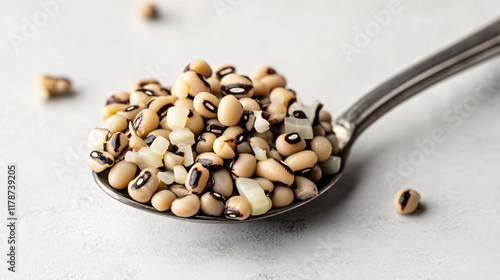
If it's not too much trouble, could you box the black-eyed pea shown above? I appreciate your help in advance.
[250,66,277,81]
[187,110,205,136]
[222,126,245,144]
[326,134,340,156]
[88,150,114,173]
[266,149,283,161]
[254,177,274,194]
[313,124,326,137]
[184,59,213,79]
[252,80,270,99]
[130,88,157,106]
[172,71,211,99]
[260,74,286,91]
[196,152,224,170]
[99,114,129,134]
[270,88,295,107]
[275,132,306,157]
[130,78,160,92]
[151,190,177,211]
[265,102,287,117]
[100,103,129,120]
[88,128,111,151]
[237,141,253,154]
[200,192,226,216]
[207,77,221,96]
[270,186,295,208]
[284,150,318,174]
[319,109,332,123]
[117,104,144,121]
[249,137,270,153]
[106,92,130,105]
[250,130,274,143]
[128,168,159,203]
[163,152,184,171]
[108,160,138,190]
[239,97,262,111]
[132,109,160,138]
[146,96,175,119]
[169,184,189,198]
[174,98,195,110]
[105,132,129,158]
[35,75,72,100]
[211,169,234,198]
[321,121,333,134]
[224,196,251,220]
[129,135,147,151]
[143,83,167,96]
[146,129,171,143]
[239,110,256,132]
[205,119,225,136]
[230,153,257,178]
[213,135,237,159]
[310,136,333,162]
[304,164,322,183]
[196,132,216,153]
[220,74,254,98]
[293,176,318,201]
[171,194,201,217]
[213,64,236,80]
[185,163,210,194]
[218,95,243,126]
[394,189,421,214]
[255,158,294,186]
[193,91,219,118]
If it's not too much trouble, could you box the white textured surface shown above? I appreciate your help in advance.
[1,0,500,279]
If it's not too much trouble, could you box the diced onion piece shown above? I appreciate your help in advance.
[88,128,110,151]
[284,117,314,139]
[318,156,341,175]
[177,144,194,167]
[252,146,267,161]
[137,147,163,169]
[124,151,138,163]
[302,100,322,125]
[158,171,175,185]
[254,111,270,133]
[169,128,195,145]
[287,101,302,115]
[150,136,169,155]
[173,165,187,184]
[166,106,190,130]
[164,152,184,170]
[235,178,272,216]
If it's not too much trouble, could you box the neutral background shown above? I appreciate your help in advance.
[1,0,500,279]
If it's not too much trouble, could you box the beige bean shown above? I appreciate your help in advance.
[106,92,130,105]
[313,124,326,137]
[218,95,243,126]
[196,132,216,153]
[265,103,287,122]
[172,71,210,99]
[293,176,318,201]
[211,169,234,198]
[326,134,340,156]
[310,136,333,162]
[254,177,274,194]
[131,78,160,92]
[255,158,294,186]
[270,88,295,107]
[193,91,219,118]
[171,194,201,217]
[117,104,144,121]
[250,130,274,143]
[174,98,195,110]
[239,97,262,111]
[237,141,253,154]
[222,126,245,144]
[284,150,318,173]
[99,114,129,134]
[213,135,237,159]
[205,119,225,136]
[88,150,114,173]
[270,186,294,208]
[220,74,254,98]
[100,103,128,120]
[321,121,333,134]
[132,109,160,138]
[163,152,184,171]
[200,192,226,216]
[187,110,205,136]
[207,77,221,96]
[129,135,147,151]
[230,153,257,178]
[224,196,251,220]
[252,80,270,99]
[319,109,332,123]
[169,184,189,198]
[275,132,306,157]
[105,132,129,158]
[394,189,420,214]
[266,149,283,161]
[260,74,286,91]
[305,164,322,183]
[151,190,177,211]
[128,168,159,203]
[146,96,175,119]
[108,160,138,190]
[185,163,210,194]
[184,59,212,78]
[250,66,277,81]
[213,64,237,80]
[196,152,224,170]
[138,2,158,20]
[35,75,72,100]
[130,88,157,106]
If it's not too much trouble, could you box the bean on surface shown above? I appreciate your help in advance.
[394,189,420,214]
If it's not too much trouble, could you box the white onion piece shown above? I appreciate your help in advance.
[137,147,163,169]
[169,128,195,145]
[235,178,272,216]
[252,146,267,161]
[173,165,187,184]
[284,117,314,139]
[166,106,189,130]
[163,152,184,170]
[254,111,270,133]
[150,136,169,155]
[158,171,175,185]
[87,128,110,151]
[177,144,194,167]
[287,101,302,115]
[124,151,138,163]
[302,100,322,125]
[318,156,341,175]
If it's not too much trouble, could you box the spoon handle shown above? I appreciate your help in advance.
[337,19,500,150]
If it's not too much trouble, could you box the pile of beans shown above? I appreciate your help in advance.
[88,60,342,220]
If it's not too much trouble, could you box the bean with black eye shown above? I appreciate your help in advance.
[250,130,274,143]
[99,114,129,134]
[174,98,195,110]
[265,103,287,122]
[185,163,210,194]
[172,70,210,99]
[193,91,219,118]
[88,150,115,173]
[171,194,201,217]
[200,192,226,216]
[250,66,277,81]
[310,136,333,162]
[266,149,283,161]
[184,59,212,79]
[237,141,253,154]
[117,104,144,121]
[254,177,274,194]
[284,150,318,174]
[187,110,205,136]
[105,132,129,158]
[131,78,160,92]
[222,126,245,144]
[304,164,322,183]
[260,74,286,91]
[196,152,224,170]
[196,132,216,153]
[394,189,421,214]
[211,169,234,198]
[239,110,256,131]
[147,129,171,142]
[270,88,295,107]
[146,96,175,118]
[218,95,243,126]
[207,77,221,96]
[239,97,261,111]
[128,168,159,203]
[130,88,157,106]
[213,135,237,159]
[275,132,306,157]
[255,158,294,186]
[143,83,168,96]
[106,92,130,105]
[151,190,177,211]
[205,119,225,136]
[132,108,160,138]
[249,137,270,153]
[100,103,128,120]
[224,196,251,220]
[169,183,189,198]
[220,74,254,98]
[230,153,257,178]
[326,134,340,156]
[313,124,326,137]
[294,176,318,201]
[270,186,295,208]
[252,80,270,99]
[213,64,237,80]
[108,160,138,190]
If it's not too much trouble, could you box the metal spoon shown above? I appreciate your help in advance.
[94,19,500,223]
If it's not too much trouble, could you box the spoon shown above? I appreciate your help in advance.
[94,19,500,223]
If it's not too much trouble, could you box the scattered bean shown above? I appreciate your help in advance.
[394,189,420,214]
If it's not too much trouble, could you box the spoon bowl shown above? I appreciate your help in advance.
[94,19,500,222]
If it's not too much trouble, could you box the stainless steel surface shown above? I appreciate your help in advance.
[94,18,500,223]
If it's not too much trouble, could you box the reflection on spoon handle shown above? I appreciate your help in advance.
[337,18,500,150]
